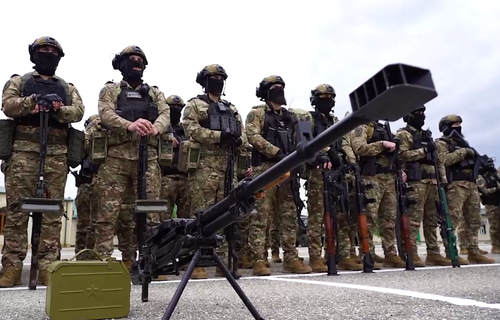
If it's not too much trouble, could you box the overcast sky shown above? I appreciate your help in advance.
[0,0,499,202]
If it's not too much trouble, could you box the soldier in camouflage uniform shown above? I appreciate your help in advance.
[395,107,451,267]
[457,221,489,255]
[159,95,190,221]
[93,45,169,261]
[435,115,494,264]
[351,121,406,269]
[296,84,361,271]
[182,64,247,279]
[476,159,500,254]
[245,75,312,276]
[0,36,85,287]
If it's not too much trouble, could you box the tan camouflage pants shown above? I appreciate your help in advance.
[75,181,97,260]
[485,205,500,248]
[363,173,398,256]
[405,181,441,255]
[160,174,190,220]
[247,163,298,263]
[445,181,482,254]
[266,209,280,255]
[1,151,67,270]
[93,156,161,259]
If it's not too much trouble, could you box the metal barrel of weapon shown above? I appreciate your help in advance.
[184,63,438,237]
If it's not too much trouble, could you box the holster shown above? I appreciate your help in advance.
[67,127,85,168]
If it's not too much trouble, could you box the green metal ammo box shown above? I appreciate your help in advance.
[45,249,131,320]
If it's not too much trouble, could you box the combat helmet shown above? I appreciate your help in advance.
[403,105,426,122]
[309,84,336,106]
[256,75,285,101]
[196,64,228,86]
[112,45,148,70]
[166,95,185,107]
[438,114,462,132]
[28,36,65,63]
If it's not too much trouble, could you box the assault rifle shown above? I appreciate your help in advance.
[18,98,64,290]
[423,130,460,267]
[350,164,376,272]
[131,63,438,320]
[384,121,416,271]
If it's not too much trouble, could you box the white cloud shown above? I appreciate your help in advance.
[0,0,499,201]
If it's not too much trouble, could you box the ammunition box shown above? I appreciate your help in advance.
[178,140,200,173]
[45,249,131,320]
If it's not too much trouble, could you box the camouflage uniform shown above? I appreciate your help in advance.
[182,64,247,279]
[160,95,190,221]
[435,115,494,264]
[0,37,85,287]
[476,164,500,254]
[395,107,450,267]
[351,122,406,269]
[245,75,312,276]
[93,46,169,260]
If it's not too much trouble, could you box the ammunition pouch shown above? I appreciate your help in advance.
[449,170,476,182]
[158,133,174,167]
[14,128,67,145]
[406,165,436,181]
[236,153,251,178]
[0,119,15,160]
[360,161,392,176]
[67,128,85,168]
[178,140,201,173]
[89,129,109,164]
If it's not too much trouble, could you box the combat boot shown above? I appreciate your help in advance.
[413,255,426,267]
[337,258,363,271]
[263,255,271,268]
[238,255,253,269]
[283,258,312,274]
[383,255,406,268]
[491,245,500,254]
[459,247,467,255]
[37,269,48,286]
[425,253,451,266]
[271,251,282,263]
[467,252,495,264]
[480,248,488,255]
[190,267,208,279]
[252,260,271,276]
[0,268,22,288]
[309,256,328,272]
[374,254,384,263]
[350,253,362,264]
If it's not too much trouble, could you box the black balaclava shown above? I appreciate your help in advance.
[33,52,61,76]
[268,86,287,105]
[120,57,144,87]
[316,97,335,115]
[206,77,224,95]
[445,126,462,137]
[170,106,182,124]
[408,112,426,129]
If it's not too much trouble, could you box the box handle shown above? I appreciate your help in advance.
[69,249,104,261]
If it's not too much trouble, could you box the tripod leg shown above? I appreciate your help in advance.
[213,252,264,320]
[162,250,201,320]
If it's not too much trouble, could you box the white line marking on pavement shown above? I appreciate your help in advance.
[2,263,500,292]
[265,277,500,310]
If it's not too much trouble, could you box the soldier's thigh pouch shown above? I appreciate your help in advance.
[0,119,15,160]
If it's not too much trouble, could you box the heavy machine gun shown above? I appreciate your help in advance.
[131,63,438,320]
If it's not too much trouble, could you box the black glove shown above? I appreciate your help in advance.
[43,93,63,103]
[274,151,285,161]
[465,148,476,157]
[424,141,436,153]
[220,131,236,144]
[327,148,342,168]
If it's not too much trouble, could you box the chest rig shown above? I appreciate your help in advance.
[197,95,241,137]
[259,106,294,162]
[359,122,392,176]
[116,82,158,122]
[400,126,436,181]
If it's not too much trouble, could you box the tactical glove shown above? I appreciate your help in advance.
[424,141,436,153]
[465,148,476,157]
[274,151,285,161]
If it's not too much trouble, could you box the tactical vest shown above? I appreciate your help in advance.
[197,95,241,137]
[400,126,435,181]
[116,82,158,123]
[162,123,187,176]
[257,106,294,162]
[479,173,500,206]
[311,110,334,138]
[16,72,70,129]
[359,123,392,176]
[438,136,478,182]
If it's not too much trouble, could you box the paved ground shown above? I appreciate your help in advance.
[1,245,499,320]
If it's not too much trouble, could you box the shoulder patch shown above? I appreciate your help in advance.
[354,127,363,137]
[246,112,255,123]
[182,105,192,118]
